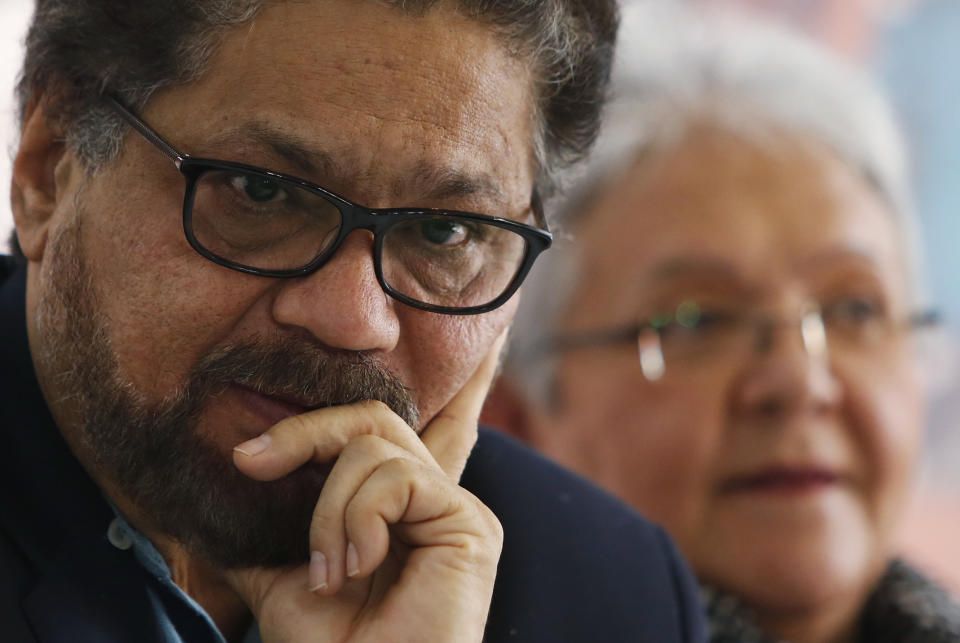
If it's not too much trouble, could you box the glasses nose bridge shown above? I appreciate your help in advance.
[321,201,393,260]
[749,308,828,360]
[283,199,386,289]
[334,203,417,253]
[336,200,387,234]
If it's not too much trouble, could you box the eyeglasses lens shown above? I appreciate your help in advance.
[381,215,527,309]
[189,169,528,309]
[190,169,342,272]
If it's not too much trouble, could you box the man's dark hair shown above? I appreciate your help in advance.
[17,0,618,190]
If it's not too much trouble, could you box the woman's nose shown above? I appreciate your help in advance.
[732,314,842,419]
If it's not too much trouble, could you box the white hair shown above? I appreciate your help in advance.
[505,1,927,408]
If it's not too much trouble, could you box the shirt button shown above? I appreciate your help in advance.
[107,518,134,550]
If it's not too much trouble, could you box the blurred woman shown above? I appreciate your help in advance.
[491,4,960,641]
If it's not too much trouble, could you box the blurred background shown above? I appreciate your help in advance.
[0,0,30,244]
[1,0,957,590]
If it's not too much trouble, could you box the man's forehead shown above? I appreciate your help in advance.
[131,0,537,211]
[203,0,533,112]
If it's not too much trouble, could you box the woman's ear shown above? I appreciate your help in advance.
[480,375,536,442]
[11,97,71,261]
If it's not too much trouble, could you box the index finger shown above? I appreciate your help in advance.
[421,327,509,480]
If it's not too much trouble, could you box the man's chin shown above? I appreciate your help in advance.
[87,387,333,569]
[158,455,333,570]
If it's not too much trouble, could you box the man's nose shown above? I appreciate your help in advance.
[731,317,842,419]
[271,230,400,352]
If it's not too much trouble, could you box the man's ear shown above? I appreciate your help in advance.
[11,98,71,261]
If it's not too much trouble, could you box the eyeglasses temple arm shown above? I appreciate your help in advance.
[104,95,185,168]
[537,323,645,354]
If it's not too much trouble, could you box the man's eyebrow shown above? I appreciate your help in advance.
[410,162,505,207]
[207,124,509,210]
[208,123,346,185]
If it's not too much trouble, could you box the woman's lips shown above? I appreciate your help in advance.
[720,467,842,495]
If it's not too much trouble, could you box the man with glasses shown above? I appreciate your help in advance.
[0,1,706,642]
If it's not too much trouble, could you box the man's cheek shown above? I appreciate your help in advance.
[413,311,509,423]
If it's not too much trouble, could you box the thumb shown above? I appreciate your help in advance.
[420,328,509,480]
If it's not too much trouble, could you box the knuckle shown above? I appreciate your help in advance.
[343,490,384,529]
[359,399,415,435]
[276,413,312,441]
[312,503,342,526]
[310,508,344,544]
[380,455,418,477]
[359,398,393,418]
[479,504,503,540]
[453,522,501,567]
[460,492,502,541]
[347,432,388,454]
[285,412,312,432]
[342,498,366,528]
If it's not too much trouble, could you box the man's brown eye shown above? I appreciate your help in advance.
[418,219,469,247]
[229,174,287,203]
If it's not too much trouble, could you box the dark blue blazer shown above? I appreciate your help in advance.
[0,259,706,642]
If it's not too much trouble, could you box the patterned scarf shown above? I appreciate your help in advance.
[704,559,960,642]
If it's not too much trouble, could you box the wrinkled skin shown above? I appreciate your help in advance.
[14,1,537,640]
[519,127,926,643]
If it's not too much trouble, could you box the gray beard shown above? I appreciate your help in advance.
[33,218,419,568]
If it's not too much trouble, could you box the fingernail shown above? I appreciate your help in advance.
[234,434,271,457]
[346,542,360,577]
[308,551,328,592]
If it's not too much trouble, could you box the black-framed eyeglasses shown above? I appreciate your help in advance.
[539,299,941,381]
[105,96,552,315]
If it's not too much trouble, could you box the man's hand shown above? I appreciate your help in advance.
[224,332,507,642]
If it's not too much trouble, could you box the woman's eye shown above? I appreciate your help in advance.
[418,219,470,247]
[657,301,737,337]
[676,309,735,335]
[229,174,287,203]
[689,310,727,328]
[823,297,884,325]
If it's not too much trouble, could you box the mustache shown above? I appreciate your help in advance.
[83,335,421,568]
[38,214,422,568]
[180,337,421,430]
